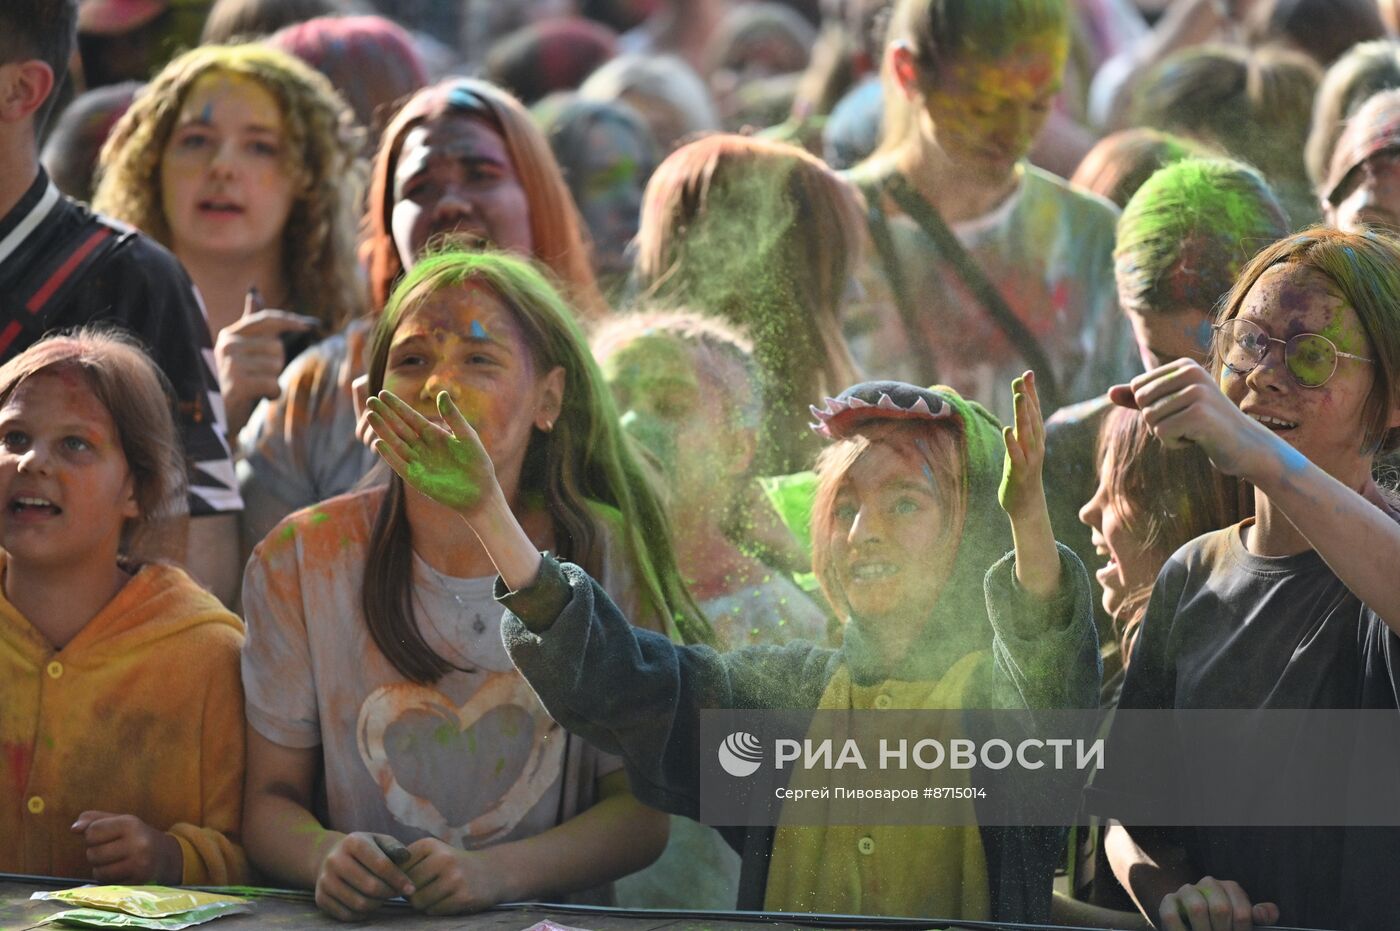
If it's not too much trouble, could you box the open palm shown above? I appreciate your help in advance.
[998,371,1047,521]
[367,390,497,515]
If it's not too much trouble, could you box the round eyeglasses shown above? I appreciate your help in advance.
[1213,318,1375,388]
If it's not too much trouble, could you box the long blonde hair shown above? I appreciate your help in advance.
[93,43,366,331]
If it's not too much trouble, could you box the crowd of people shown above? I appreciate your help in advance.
[2,0,1400,929]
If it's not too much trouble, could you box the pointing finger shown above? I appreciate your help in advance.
[229,310,322,337]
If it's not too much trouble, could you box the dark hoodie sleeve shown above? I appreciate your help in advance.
[982,542,1101,711]
[499,555,836,818]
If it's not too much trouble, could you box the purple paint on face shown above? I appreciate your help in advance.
[469,319,489,340]
[199,102,213,125]
[1268,273,1348,339]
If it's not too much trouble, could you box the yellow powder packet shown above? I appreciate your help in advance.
[31,887,249,919]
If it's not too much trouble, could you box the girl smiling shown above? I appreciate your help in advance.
[1101,228,1400,931]
[368,369,1100,923]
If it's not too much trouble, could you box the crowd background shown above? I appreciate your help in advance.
[3,0,1400,929]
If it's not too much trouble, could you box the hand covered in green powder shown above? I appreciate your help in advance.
[998,371,1048,521]
[998,372,1060,598]
[367,390,498,518]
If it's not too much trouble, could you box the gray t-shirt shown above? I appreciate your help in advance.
[1103,520,1400,930]
[241,487,624,851]
[845,164,1138,425]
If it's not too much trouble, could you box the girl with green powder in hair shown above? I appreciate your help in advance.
[845,0,1138,426]
[240,251,707,921]
[1044,158,1290,656]
[1098,228,1400,931]
[367,364,1100,923]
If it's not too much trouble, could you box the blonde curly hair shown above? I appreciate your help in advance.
[93,43,366,330]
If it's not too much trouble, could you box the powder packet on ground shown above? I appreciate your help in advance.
[30,887,249,920]
[36,903,249,929]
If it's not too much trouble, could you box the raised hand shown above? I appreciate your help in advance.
[998,372,1060,598]
[214,288,320,438]
[366,389,497,518]
[71,811,182,884]
[998,371,1048,521]
[1108,358,1277,480]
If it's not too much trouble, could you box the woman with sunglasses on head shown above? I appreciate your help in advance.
[1100,228,1400,931]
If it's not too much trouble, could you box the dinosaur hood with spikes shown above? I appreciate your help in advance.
[809,381,954,439]
[775,381,1011,684]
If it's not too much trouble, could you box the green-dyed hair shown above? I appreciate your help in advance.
[875,0,1069,154]
[1115,158,1290,319]
[1130,43,1321,225]
[1212,227,1400,456]
[364,250,713,683]
[1305,39,1400,188]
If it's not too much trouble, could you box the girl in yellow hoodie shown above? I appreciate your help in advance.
[0,329,248,885]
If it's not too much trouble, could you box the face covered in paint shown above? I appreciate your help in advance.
[573,118,652,281]
[391,113,535,270]
[0,372,139,571]
[1328,149,1400,235]
[1079,446,1157,619]
[382,284,562,494]
[825,439,960,647]
[160,71,300,264]
[601,334,753,518]
[921,27,1067,179]
[1219,263,1381,484]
